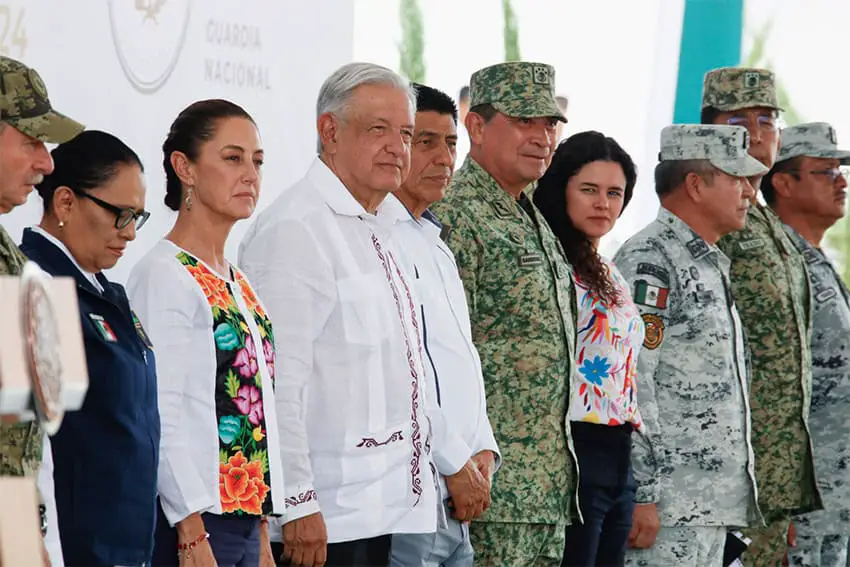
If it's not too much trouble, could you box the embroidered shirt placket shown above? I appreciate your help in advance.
[368,229,426,507]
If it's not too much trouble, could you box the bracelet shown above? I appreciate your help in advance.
[177,532,209,560]
[260,517,269,525]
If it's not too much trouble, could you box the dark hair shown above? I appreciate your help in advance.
[654,159,716,197]
[468,103,497,123]
[761,156,800,206]
[701,106,721,125]
[411,83,458,123]
[162,99,255,211]
[534,131,637,306]
[35,130,143,213]
[458,85,469,102]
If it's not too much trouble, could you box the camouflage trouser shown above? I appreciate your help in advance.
[787,533,850,567]
[0,422,42,476]
[469,521,566,567]
[741,516,791,566]
[624,526,726,566]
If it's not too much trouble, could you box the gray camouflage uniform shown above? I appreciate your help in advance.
[616,125,765,567]
[774,123,850,567]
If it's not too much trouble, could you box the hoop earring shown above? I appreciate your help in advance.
[185,186,194,211]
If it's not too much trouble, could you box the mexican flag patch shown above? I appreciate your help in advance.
[633,279,669,309]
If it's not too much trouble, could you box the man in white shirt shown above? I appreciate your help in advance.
[239,62,438,567]
[387,84,500,567]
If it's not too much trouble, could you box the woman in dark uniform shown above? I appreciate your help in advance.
[20,130,160,567]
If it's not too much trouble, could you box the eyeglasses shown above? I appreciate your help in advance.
[726,115,777,132]
[787,167,848,183]
[73,189,150,230]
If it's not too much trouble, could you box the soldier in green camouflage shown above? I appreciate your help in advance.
[0,56,83,559]
[761,123,850,567]
[702,66,822,565]
[430,61,578,566]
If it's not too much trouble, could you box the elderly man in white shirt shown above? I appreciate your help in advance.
[239,62,438,567]
[385,84,501,567]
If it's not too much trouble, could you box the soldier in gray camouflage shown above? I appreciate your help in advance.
[0,56,83,560]
[430,61,579,567]
[703,66,822,566]
[760,122,850,567]
[614,124,764,566]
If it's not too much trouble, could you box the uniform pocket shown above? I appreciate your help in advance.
[337,273,391,346]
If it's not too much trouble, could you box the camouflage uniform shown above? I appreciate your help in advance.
[0,225,44,476]
[0,57,82,528]
[431,62,578,567]
[771,124,850,567]
[704,67,822,565]
[615,125,765,567]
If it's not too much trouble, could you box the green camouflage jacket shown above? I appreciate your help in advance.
[431,157,579,525]
[717,203,821,519]
[0,224,43,477]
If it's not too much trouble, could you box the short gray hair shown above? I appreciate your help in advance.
[315,62,415,152]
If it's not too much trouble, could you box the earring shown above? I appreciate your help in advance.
[185,186,194,211]
[58,221,65,229]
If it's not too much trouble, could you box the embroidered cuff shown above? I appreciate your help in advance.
[283,484,321,523]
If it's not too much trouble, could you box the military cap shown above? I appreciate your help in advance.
[469,62,566,122]
[659,124,768,177]
[0,56,84,143]
[777,122,850,164]
[701,67,782,112]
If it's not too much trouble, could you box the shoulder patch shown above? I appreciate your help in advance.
[686,238,710,259]
[641,313,664,350]
[636,263,670,286]
[633,279,669,309]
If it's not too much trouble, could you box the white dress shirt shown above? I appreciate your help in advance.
[381,195,500,497]
[127,240,286,525]
[239,158,437,543]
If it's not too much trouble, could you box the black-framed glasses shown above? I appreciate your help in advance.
[72,189,150,230]
[787,167,847,183]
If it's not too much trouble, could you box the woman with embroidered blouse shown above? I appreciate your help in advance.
[534,131,643,567]
[128,99,283,567]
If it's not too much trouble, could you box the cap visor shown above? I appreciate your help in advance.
[11,109,85,144]
[492,99,567,123]
[711,154,768,178]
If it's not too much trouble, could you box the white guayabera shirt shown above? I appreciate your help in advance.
[239,159,438,543]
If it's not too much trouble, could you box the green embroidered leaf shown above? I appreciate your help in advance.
[232,445,242,452]
[255,371,263,388]
[219,449,229,464]
[254,449,269,474]
[225,371,241,398]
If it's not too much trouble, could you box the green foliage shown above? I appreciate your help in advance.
[503,0,520,62]
[399,0,426,83]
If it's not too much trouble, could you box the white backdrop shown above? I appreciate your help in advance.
[0,0,355,282]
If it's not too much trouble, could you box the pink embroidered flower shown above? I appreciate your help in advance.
[234,335,259,379]
[263,339,275,380]
[234,384,264,426]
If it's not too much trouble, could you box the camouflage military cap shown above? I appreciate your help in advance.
[0,57,83,143]
[469,62,566,122]
[659,124,768,177]
[701,67,783,112]
[777,122,850,164]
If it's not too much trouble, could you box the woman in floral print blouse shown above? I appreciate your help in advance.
[129,100,284,567]
[535,131,643,567]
